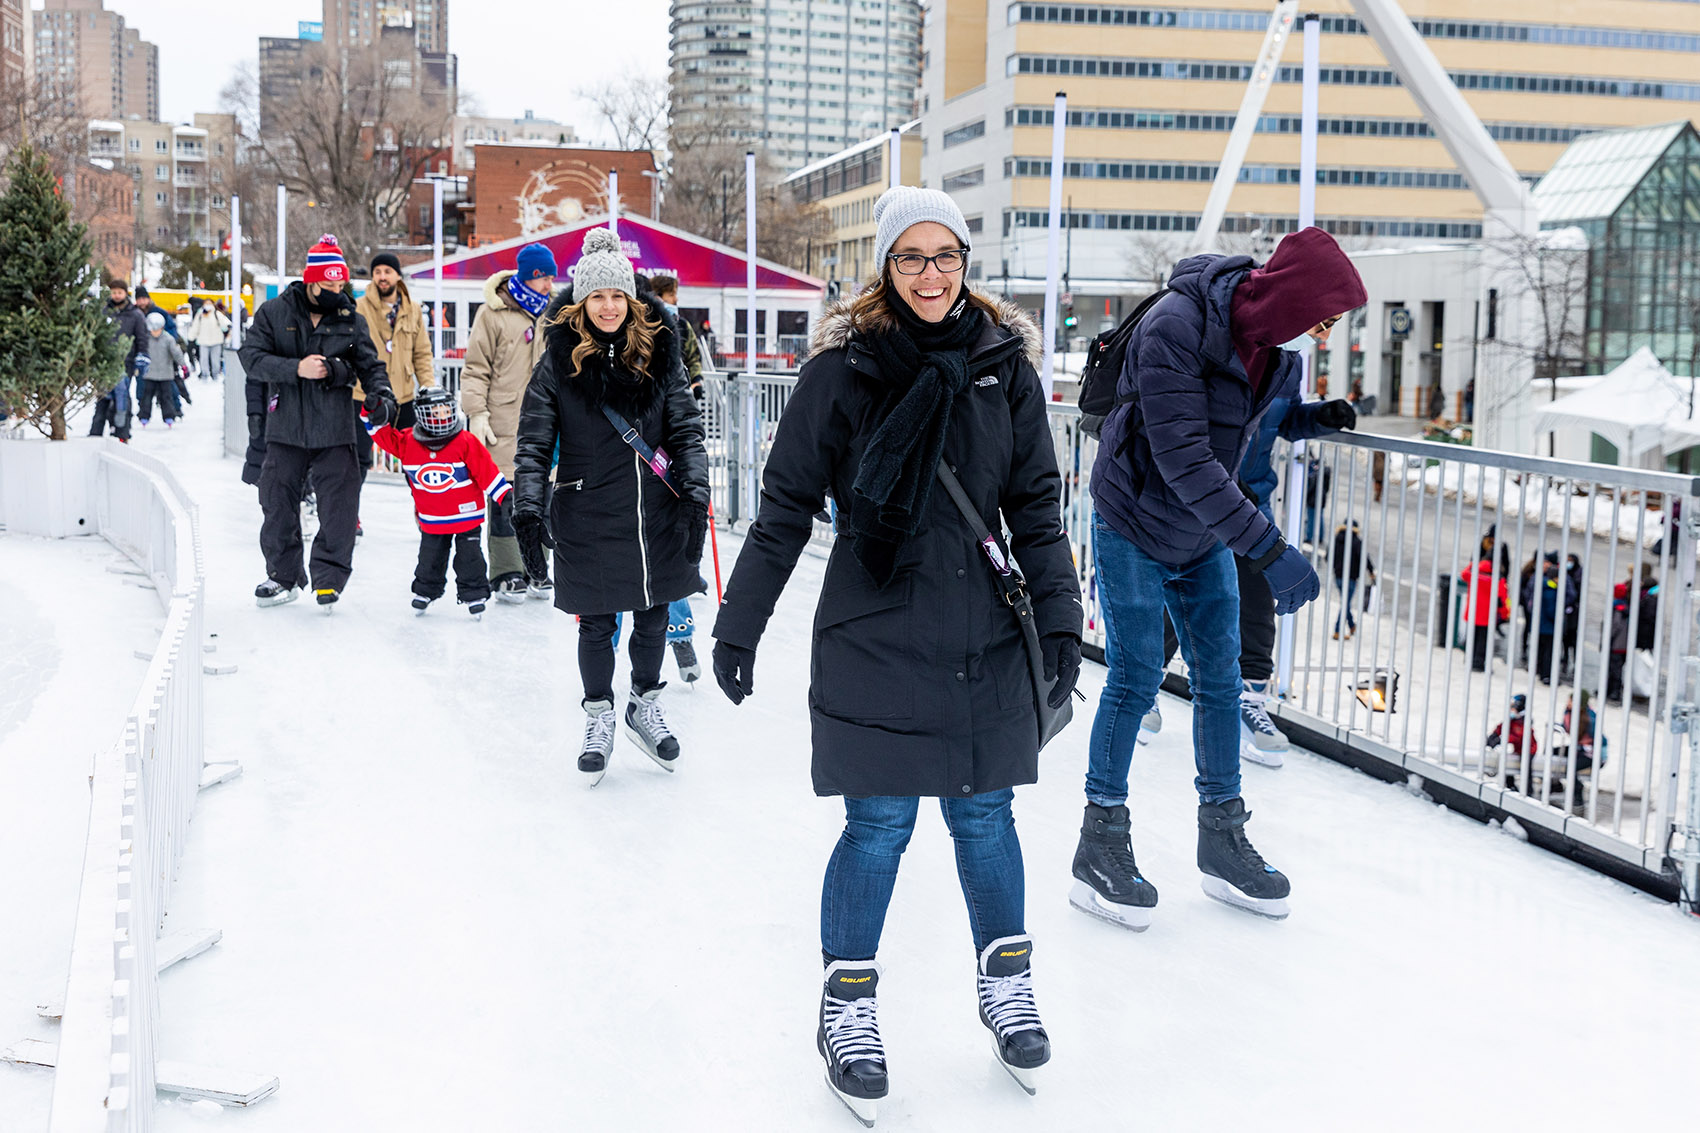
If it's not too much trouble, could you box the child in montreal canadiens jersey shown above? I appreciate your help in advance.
[363,386,511,618]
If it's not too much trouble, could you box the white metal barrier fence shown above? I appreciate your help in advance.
[706,377,1700,906]
[50,445,207,1130]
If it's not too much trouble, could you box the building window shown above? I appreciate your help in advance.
[155,165,168,181]
[942,166,985,192]
[155,139,167,152]
[942,119,986,148]
[154,192,165,205]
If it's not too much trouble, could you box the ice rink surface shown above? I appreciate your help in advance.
[3,387,1697,1132]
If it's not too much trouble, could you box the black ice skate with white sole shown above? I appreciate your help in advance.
[411,595,431,615]
[1069,803,1159,931]
[579,699,616,786]
[526,575,553,601]
[254,579,300,607]
[976,935,1049,1095]
[465,598,486,620]
[492,572,527,605]
[671,640,701,684]
[624,685,679,770]
[1239,681,1288,768]
[818,960,887,1127]
[1197,797,1290,919]
[314,588,339,613]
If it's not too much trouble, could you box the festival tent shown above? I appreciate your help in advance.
[1532,347,1700,464]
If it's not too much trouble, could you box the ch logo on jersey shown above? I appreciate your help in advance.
[414,463,461,493]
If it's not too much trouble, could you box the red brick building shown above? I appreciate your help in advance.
[63,160,135,284]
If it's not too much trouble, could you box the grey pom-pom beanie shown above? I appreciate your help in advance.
[572,227,637,303]
[872,186,972,269]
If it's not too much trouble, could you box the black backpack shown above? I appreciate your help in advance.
[1076,287,1170,438]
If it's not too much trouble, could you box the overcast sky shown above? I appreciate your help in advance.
[84,1,672,142]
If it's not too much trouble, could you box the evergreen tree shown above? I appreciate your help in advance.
[0,144,122,439]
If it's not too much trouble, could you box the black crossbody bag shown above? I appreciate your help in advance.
[934,462,1076,750]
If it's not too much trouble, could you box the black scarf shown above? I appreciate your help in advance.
[848,294,983,586]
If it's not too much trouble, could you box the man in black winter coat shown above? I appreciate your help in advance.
[91,280,150,441]
[237,235,396,608]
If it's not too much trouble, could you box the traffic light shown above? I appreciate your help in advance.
[1063,302,1078,330]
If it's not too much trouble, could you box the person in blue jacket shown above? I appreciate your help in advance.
[1072,227,1366,928]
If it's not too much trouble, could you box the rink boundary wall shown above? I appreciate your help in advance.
[48,442,209,1132]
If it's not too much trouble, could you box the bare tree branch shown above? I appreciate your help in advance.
[577,76,669,154]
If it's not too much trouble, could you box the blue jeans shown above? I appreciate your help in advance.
[1086,513,1244,807]
[820,790,1024,960]
[1334,576,1359,633]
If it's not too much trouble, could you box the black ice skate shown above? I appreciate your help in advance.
[671,639,701,683]
[526,575,553,601]
[976,935,1049,1095]
[624,685,679,770]
[818,960,887,1127]
[1069,803,1159,931]
[1197,797,1290,920]
[465,598,486,620]
[492,572,527,605]
[254,579,300,608]
[411,595,431,615]
[314,588,339,614]
[579,699,616,787]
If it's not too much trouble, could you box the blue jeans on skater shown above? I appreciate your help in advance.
[821,790,1024,960]
[1086,511,1244,808]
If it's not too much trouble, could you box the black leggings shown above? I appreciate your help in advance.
[577,603,669,702]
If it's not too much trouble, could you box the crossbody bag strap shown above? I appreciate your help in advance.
[935,462,1025,602]
[601,404,681,498]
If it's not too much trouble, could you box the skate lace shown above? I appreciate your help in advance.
[633,696,674,742]
[978,970,1043,1038]
[1228,826,1269,871]
[583,710,616,750]
[1243,699,1281,737]
[823,995,884,1066]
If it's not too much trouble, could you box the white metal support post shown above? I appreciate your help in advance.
[275,183,287,293]
[890,127,902,189]
[1039,91,1067,400]
[1278,12,1321,698]
[229,196,242,350]
[432,177,444,357]
[743,152,759,523]
[1193,1,1298,253]
[608,169,620,232]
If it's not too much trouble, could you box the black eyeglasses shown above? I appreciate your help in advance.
[888,249,969,275]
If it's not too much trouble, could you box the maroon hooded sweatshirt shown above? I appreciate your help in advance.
[1230,227,1368,393]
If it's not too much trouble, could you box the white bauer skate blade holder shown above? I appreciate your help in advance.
[1067,879,1151,932]
[991,1032,1039,1095]
[1200,875,1290,920]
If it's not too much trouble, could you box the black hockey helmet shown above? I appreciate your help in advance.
[413,386,461,446]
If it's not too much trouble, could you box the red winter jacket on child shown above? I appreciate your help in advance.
[366,419,511,534]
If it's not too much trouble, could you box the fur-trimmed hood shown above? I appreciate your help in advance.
[541,277,681,421]
[808,290,1045,373]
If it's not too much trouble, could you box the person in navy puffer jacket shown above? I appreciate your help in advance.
[1070,227,1365,929]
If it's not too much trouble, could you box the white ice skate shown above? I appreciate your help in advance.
[1239,682,1288,769]
[624,686,680,770]
[1138,703,1162,746]
[579,699,616,787]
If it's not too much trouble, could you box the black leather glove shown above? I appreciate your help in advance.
[681,500,709,565]
[1485,732,1501,749]
[247,413,265,444]
[513,511,554,582]
[712,640,756,705]
[1315,398,1357,431]
[364,393,392,428]
[1041,633,1082,710]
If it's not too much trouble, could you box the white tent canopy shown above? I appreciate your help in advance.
[1532,347,1700,460]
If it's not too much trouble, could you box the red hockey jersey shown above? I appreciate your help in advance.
[365,418,511,534]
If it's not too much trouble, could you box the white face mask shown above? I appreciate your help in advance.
[1280,334,1313,352]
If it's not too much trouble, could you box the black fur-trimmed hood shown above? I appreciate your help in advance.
[542,278,681,421]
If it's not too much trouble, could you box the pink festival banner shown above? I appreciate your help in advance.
[414,218,821,292]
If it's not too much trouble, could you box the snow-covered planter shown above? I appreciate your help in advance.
[0,434,100,538]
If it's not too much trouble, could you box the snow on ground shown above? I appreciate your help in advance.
[4,386,1698,1132]
[1401,456,1677,550]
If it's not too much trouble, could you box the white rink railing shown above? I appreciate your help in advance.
[51,444,206,1131]
[706,376,1700,909]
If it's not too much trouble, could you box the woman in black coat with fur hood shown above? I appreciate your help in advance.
[512,228,710,785]
[710,188,1082,1119]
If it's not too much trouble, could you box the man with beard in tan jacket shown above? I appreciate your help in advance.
[354,253,436,511]
[460,242,555,602]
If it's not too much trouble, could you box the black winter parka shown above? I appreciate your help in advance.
[513,285,710,616]
[712,294,1083,800]
[238,282,393,449]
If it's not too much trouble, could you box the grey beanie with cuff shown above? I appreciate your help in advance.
[572,227,637,303]
[872,186,973,268]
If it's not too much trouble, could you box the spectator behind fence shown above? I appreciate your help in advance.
[1523,551,1576,683]
[1607,562,1659,702]
[1459,543,1511,672]
[1330,519,1375,640]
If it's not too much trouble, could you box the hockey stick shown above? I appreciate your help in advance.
[707,497,724,604]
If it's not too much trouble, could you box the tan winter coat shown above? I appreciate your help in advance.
[354,281,435,404]
[459,270,547,476]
